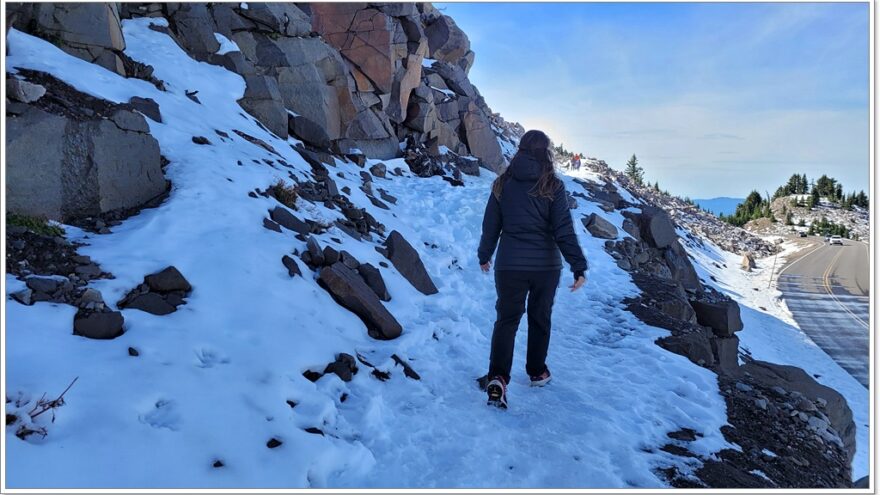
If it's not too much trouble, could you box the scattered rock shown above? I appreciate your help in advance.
[263,218,282,232]
[582,213,618,239]
[266,438,282,449]
[317,262,402,339]
[269,207,310,235]
[690,298,744,337]
[383,230,438,295]
[73,310,124,339]
[281,255,301,277]
[128,347,139,357]
[357,263,391,301]
[191,136,211,145]
[391,354,421,380]
[323,353,358,382]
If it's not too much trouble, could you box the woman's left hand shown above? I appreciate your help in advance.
[480,261,491,272]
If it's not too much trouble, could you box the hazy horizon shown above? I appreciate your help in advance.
[440,2,870,199]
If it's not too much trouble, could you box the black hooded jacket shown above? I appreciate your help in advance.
[477,152,588,276]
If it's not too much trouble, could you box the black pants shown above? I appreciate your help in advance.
[488,269,561,383]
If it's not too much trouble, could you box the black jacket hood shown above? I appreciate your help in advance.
[508,152,542,181]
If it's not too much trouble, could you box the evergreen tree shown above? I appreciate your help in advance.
[624,154,644,186]
[809,187,820,208]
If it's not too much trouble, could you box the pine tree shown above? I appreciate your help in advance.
[624,154,644,186]
[653,181,660,192]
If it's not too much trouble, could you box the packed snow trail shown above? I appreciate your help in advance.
[6,15,865,488]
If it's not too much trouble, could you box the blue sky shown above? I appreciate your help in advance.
[439,2,869,199]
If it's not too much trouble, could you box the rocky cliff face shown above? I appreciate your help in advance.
[6,2,519,222]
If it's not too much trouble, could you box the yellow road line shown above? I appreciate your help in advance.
[822,246,869,329]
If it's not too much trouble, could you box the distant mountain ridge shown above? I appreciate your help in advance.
[693,197,745,217]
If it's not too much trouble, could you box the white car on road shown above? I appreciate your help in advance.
[830,235,844,245]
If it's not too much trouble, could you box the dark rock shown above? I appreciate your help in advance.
[145,266,192,293]
[639,206,677,249]
[383,230,438,295]
[281,255,301,277]
[711,336,740,375]
[128,347,139,357]
[317,263,402,339]
[266,438,282,449]
[10,289,33,306]
[302,370,322,382]
[664,240,702,292]
[129,96,162,123]
[73,310,124,339]
[323,353,358,382]
[263,218,282,232]
[26,276,62,294]
[357,263,391,302]
[656,326,715,368]
[303,427,324,436]
[192,136,211,145]
[213,460,224,468]
[391,354,421,380]
[368,196,390,210]
[582,213,618,239]
[369,162,387,178]
[270,207,310,235]
[125,292,176,315]
[322,246,340,266]
[306,237,325,266]
[691,299,744,337]
[339,251,360,269]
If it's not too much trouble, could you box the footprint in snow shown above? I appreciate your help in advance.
[194,347,230,368]
[139,399,182,431]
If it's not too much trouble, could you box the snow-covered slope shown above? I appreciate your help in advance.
[3,17,866,489]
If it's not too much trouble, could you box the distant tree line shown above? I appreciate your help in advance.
[719,190,774,227]
[772,173,868,209]
[807,216,852,238]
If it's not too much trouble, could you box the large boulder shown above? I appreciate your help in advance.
[164,3,221,62]
[690,298,743,337]
[639,206,678,249]
[582,213,618,239]
[664,240,702,292]
[318,262,402,339]
[383,230,438,295]
[235,3,311,36]
[6,74,166,222]
[424,15,471,65]
[357,263,390,301]
[656,325,715,368]
[741,360,856,464]
[8,3,126,75]
[461,101,505,173]
[238,74,288,138]
[711,335,740,375]
[741,253,756,271]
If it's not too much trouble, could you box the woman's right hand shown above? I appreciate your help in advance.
[569,275,586,292]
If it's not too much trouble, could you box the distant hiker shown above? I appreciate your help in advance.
[573,153,582,170]
[477,129,588,409]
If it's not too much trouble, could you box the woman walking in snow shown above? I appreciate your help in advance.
[477,129,588,409]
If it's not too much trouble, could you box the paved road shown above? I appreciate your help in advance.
[776,237,870,388]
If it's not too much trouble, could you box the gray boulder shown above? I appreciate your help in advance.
[239,75,288,138]
[9,3,126,74]
[318,262,402,339]
[124,292,176,316]
[128,96,162,123]
[656,326,715,368]
[281,255,302,277]
[73,310,124,339]
[383,230,438,295]
[236,3,311,36]
[664,240,702,292]
[288,114,331,149]
[7,102,165,222]
[145,266,192,292]
[164,3,220,62]
[690,298,743,337]
[582,213,618,239]
[639,206,678,249]
[269,207,310,235]
[741,253,756,271]
[711,335,740,375]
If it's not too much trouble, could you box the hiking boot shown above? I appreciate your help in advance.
[487,376,508,409]
[529,369,552,387]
